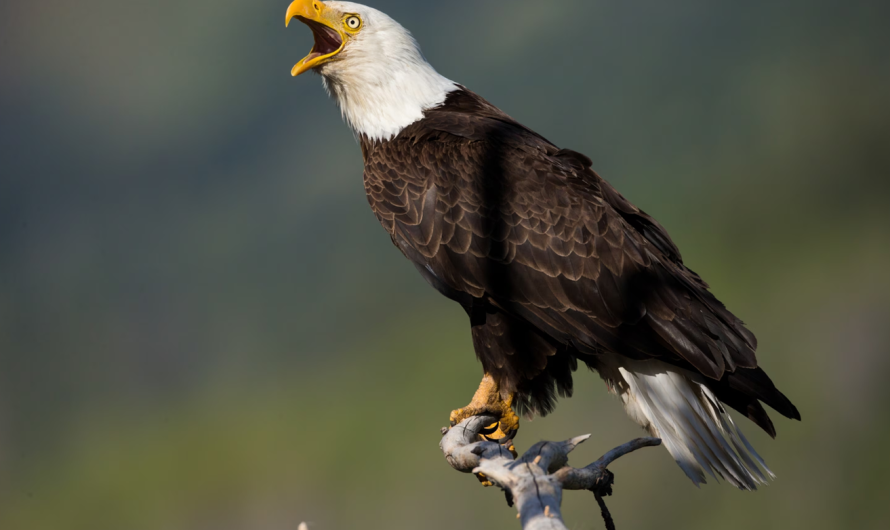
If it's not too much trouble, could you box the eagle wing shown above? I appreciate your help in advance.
[362,91,798,426]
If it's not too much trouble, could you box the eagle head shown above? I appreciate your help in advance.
[285,0,456,141]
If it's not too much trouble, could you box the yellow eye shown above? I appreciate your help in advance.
[344,15,362,31]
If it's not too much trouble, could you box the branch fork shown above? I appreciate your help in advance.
[440,415,661,530]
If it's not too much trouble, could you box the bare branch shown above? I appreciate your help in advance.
[554,437,662,491]
[441,416,661,530]
[439,414,514,473]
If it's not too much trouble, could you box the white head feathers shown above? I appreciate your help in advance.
[312,2,457,141]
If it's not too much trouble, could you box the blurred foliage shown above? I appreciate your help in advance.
[1,0,889,529]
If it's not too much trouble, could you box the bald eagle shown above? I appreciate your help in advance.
[285,0,799,490]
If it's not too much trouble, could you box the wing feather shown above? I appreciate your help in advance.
[361,88,798,429]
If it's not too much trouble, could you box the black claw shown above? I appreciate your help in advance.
[478,423,499,436]
[479,424,518,445]
[502,426,519,441]
[486,426,518,444]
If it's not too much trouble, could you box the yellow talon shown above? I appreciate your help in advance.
[449,373,521,443]
[475,472,494,487]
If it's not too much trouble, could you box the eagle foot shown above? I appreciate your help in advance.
[449,373,520,445]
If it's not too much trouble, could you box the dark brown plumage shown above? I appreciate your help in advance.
[360,88,799,435]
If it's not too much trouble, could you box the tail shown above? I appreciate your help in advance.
[602,359,775,490]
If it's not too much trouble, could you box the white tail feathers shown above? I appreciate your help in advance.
[602,359,773,490]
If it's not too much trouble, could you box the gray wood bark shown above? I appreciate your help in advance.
[440,415,661,530]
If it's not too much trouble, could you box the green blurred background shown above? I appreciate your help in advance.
[2,0,889,529]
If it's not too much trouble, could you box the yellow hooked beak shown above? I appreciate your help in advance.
[285,0,347,77]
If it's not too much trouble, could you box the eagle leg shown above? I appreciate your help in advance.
[449,373,520,445]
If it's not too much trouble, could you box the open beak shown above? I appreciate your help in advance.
[286,0,346,77]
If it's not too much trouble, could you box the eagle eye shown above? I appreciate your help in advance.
[344,15,362,31]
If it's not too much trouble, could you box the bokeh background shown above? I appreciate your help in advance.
[2,0,889,529]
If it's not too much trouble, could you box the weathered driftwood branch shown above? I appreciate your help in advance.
[440,415,661,530]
